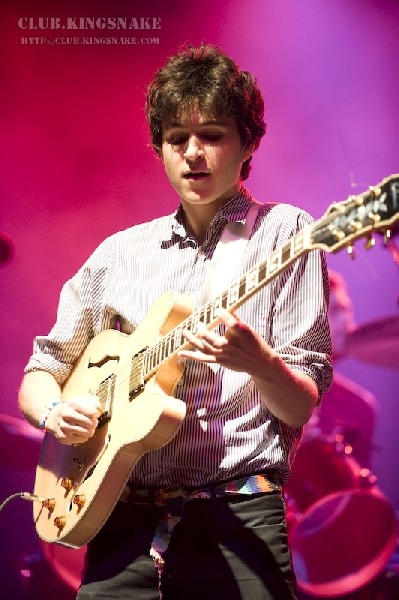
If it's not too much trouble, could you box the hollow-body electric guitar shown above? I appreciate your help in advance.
[33,174,399,548]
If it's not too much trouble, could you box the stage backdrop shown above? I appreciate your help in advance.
[1,0,398,595]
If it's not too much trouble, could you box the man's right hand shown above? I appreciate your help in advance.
[45,394,102,445]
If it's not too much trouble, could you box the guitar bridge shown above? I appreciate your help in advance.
[129,383,144,400]
[97,411,110,428]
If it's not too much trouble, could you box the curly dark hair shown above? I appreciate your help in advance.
[145,44,267,180]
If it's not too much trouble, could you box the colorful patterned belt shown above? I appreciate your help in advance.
[120,472,282,506]
[120,472,283,576]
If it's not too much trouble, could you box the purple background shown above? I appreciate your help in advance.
[0,0,398,594]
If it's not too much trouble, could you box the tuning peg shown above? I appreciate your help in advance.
[350,194,363,207]
[332,229,346,241]
[365,235,375,250]
[347,244,355,259]
[352,221,363,231]
[383,229,392,244]
[368,212,380,225]
[369,185,382,198]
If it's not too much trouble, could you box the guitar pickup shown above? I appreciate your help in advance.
[129,347,147,400]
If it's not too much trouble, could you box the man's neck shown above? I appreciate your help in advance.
[180,189,242,244]
[182,206,219,244]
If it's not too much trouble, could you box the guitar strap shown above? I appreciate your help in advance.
[201,200,263,303]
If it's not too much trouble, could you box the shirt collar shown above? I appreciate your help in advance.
[167,187,255,242]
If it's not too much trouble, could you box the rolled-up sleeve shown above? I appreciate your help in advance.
[24,239,113,385]
[270,210,333,400]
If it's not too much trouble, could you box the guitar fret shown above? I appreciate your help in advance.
[159,339,167,363]
[166,333,173,356]
[146,346,159,377]
[238,278,246,298]
[294,231,304,253]
[268,249,280,275]
[151,346,159,368]
[188,313,198,333]
[212,296,221,319]
[281,241,292,265]
[169,333,175,354]
[174,326,184,350]
[152,347,160,371]
[145,318,193,378]
[143,353,150,375]
[246,267,259,294]
[159,338,167,362]
[166,332,174,356]
[198,306,207,325]
[155,345,162,366]
[258,260,267,284]
[229,281,240,306]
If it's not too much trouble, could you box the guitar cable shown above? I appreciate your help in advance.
[0,491,47,512]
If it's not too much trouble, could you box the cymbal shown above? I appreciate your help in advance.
[0,414,42,469]
[346,315,399,369]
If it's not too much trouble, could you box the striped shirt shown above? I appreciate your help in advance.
[25,188,332,486]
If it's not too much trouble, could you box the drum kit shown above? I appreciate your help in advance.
[285,433,398,598]
[1,314,398,598]
[286,315,399,598]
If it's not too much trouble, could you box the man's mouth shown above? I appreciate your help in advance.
[183,171,209,180]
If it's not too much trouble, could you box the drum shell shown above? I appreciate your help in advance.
[289,488,398,597]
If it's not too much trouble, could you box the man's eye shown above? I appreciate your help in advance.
[168,136,186,145]
[202,133,221,141]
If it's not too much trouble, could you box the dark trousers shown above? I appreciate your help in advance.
[76,491,297,600]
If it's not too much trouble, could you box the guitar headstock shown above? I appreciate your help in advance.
[311,174,399,254]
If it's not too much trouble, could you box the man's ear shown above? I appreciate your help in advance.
[242,142,256,163]
[157,146,164,162]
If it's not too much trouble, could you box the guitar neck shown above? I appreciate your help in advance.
[142,223,313,379]
[136,171,399,384]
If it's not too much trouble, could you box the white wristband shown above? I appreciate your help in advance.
[38,399,62,430]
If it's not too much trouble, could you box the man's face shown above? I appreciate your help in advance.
[161,111,253,209]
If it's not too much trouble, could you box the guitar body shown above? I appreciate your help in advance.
[33,291,191,547]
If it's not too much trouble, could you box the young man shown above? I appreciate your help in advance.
[19,44,332,599]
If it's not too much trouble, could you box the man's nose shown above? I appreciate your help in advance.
[183,135,204,160]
